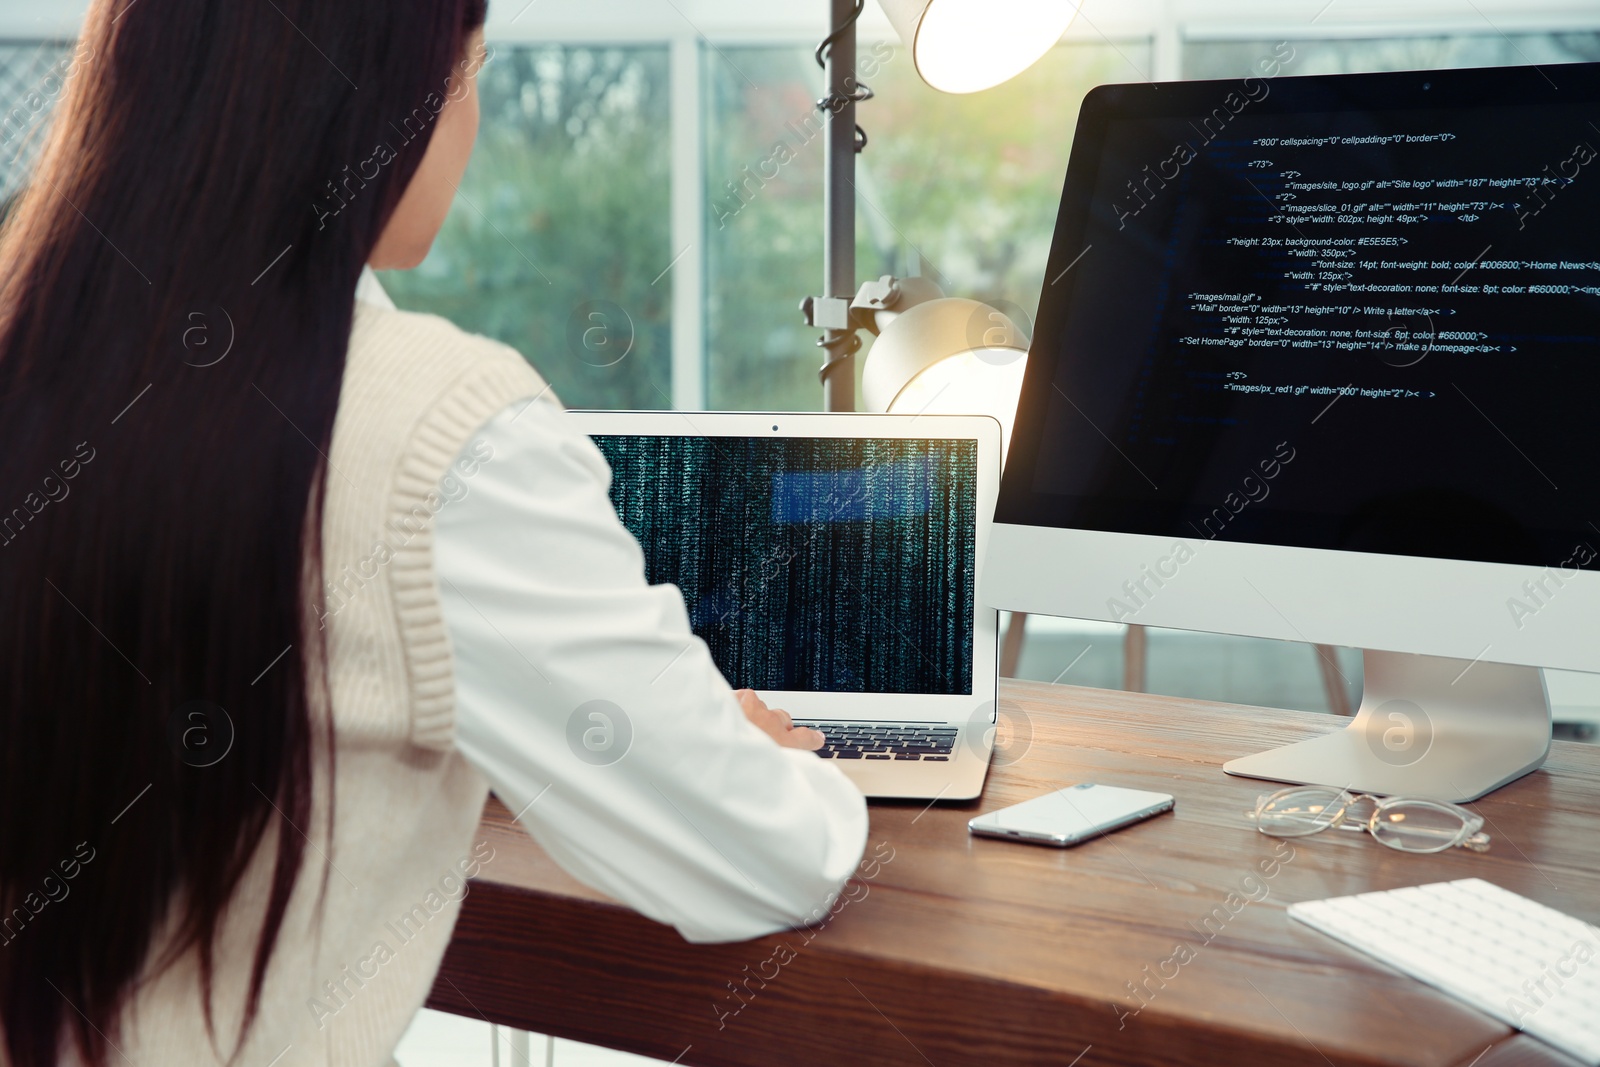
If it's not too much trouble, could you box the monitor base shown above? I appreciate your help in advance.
[1223,650,1551,802]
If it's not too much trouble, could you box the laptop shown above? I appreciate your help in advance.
[564,410,1002,800]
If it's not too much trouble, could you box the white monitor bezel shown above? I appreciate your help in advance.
[982,522,1600,674]
[563,409,1002,722]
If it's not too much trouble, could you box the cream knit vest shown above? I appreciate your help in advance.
[99,303,550,1067]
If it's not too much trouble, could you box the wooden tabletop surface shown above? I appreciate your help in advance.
[428,680,1600,1067]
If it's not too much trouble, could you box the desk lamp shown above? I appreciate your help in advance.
[794,0,1076,677]
[854,274,1028,454]
[878,0,1086,94]
[800,0,1080,414]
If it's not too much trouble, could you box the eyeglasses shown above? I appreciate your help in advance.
[1245,786,1491,854]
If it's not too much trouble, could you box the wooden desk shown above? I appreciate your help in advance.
[428,681,1600,1067]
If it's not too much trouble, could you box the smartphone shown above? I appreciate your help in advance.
[967,783,1175,847]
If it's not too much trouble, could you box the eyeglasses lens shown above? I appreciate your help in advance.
[1367,800,1470,853]
[1256,788,1349,837]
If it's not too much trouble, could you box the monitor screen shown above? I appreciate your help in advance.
[591,435,979,695]
[1000,60,1600,573]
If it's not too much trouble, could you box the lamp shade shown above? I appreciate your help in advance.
[877,0,1083,94]
[860,296,1030,457]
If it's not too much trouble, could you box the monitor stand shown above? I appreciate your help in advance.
[1223,649,1551,802]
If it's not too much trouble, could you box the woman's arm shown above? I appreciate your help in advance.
[434,395,869,944]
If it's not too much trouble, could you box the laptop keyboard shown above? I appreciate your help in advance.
[795,722,958,761]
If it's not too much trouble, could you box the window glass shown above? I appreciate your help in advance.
[705,41,1152,412]
[379,45,673,410]
[0,41,74,207]
[1182,32,1600,80]
[0,40,676,409]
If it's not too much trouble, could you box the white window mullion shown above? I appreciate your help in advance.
[1154,0,1183,80]
[668,33,706,411]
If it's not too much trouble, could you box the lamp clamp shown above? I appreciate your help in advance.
[849,274,949,335]
[799,294,853,331]
[803,277,913,338]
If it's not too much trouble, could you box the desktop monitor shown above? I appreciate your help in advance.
[983,59,1600,801]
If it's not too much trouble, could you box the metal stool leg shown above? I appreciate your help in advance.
[1123,624,1147,693]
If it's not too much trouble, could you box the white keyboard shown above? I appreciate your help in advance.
[1290,879,1600,1065]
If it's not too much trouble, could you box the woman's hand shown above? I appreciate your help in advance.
[735,689,825,751]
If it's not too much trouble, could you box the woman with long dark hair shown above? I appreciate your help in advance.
[0,2,867,1065]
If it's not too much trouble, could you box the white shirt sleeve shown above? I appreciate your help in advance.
[433,395,870,944]
[354,266,396,310]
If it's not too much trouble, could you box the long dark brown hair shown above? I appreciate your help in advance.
[0,1,486,1063]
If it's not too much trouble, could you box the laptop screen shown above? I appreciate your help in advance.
[591,435,978,696]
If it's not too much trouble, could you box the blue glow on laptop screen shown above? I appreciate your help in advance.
[591,435,977,695]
